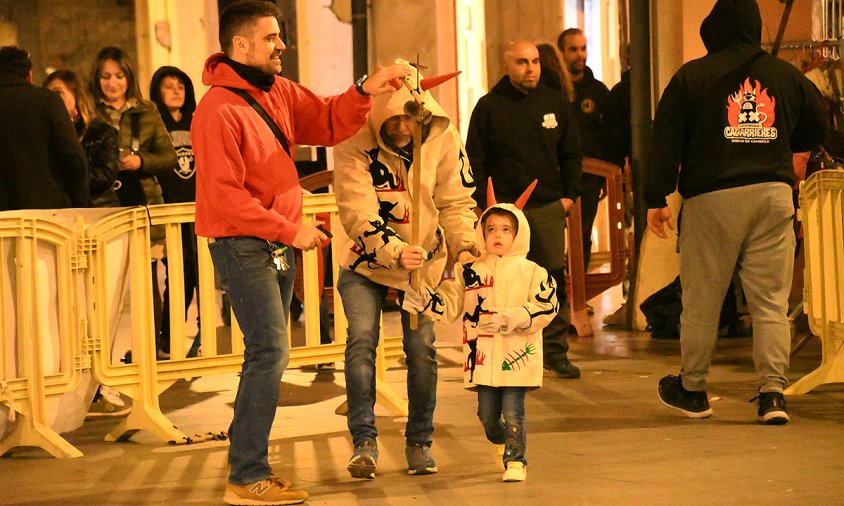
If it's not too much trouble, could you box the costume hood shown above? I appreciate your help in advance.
[700,0,762,53]
[368,59,450,153]
[476,203,530,259]
[149,65,197,118]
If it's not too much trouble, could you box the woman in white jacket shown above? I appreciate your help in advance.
[403,181,558,482]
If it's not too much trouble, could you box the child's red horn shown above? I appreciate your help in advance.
[420,71,461,91]
[513,180,538,210]
[486,177,497,209]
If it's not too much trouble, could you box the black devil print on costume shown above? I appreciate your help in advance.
[463,323,484,383]
[347,218,399,271]
[378,199,409,224]
[368,147,410,226]
[348,235,383,271]
[367,147,406,191]
[462,264,495,381]
[723,78,778,144]
[458,148,474,188]
[532,273,559,319]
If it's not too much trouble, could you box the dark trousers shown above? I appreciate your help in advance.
[158,222,199,354]
[580,174,604,269]
[522,200,570,360]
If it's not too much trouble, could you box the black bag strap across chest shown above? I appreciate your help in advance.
[220,86,291,157]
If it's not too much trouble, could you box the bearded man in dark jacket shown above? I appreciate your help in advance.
[647,0,827,425]
[558,28,610,270]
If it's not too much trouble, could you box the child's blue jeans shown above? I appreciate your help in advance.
[477,385,527,465]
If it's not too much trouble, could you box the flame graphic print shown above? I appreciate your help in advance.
[723,78,778,143]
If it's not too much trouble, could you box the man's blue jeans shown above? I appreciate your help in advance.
[208,237,295,485]
[338,269,438,447]
[477,385,527,465]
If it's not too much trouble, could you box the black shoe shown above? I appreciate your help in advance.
[543,359,581,379]
[752,392,789,425]
[658,375,712,419]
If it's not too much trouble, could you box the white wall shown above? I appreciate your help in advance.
[135,0,218,101]
[295,0,353,95]
[456,0,488,137]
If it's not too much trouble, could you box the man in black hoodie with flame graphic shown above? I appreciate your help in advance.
[646,0,827,425]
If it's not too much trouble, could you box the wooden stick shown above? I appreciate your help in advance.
[409,117,423,330]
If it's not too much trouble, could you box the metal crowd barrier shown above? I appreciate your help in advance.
[786,170,844,395]
[0,193,406,458]
[0,211,90,458]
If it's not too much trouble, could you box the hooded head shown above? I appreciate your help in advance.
[149,66,197,120]
[368,59,449,154]
[476,203,530,259]
[477,178,535,258]
[700,0,762,53]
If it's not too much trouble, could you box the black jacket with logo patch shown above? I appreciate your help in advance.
[572,66,609,160]
[467,76,582,206]
[644,0,827,208]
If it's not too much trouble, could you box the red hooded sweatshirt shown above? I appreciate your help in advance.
[192,53,371,243]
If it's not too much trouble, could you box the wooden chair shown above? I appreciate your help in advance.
[566,157,633,336]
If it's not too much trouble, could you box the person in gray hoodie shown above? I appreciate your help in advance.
[647,0,827,425]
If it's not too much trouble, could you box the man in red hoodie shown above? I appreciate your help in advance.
[191,2,410,504]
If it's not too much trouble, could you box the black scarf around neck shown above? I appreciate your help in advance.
[222,56,276,92]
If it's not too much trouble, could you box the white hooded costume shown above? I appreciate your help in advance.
[333,63,478,291]
[418,202,559,389]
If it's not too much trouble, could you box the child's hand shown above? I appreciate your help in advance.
[401,286,430,314]
[478,307,531,334]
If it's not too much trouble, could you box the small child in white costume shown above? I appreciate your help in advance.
[403,180,559,482]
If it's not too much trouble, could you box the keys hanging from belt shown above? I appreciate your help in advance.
[269,241,289,272]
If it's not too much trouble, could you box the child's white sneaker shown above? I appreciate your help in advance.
[494,444,505,470]
[502,461,526,482]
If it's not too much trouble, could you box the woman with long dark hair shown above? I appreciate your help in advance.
[537,43,575,102]
[45,69,120,207]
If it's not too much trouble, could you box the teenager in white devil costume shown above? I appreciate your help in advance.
[403,179,559,482]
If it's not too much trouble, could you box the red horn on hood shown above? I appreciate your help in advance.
[486,177,497,209]
[420,71,461,91]
[513,180,538,210]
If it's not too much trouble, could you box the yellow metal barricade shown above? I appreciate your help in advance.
[87,196,407,445]
[786,170,844,395]
[0,192,407,457]
[0,211,89,458]
[84,205,188,444]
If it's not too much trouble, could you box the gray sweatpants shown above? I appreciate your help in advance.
[678,182,795,393]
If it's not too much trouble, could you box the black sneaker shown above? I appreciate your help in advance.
[752,392,789,425]
[543,359,581,379]
[658,375,713,419]
[348,439,378,479]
